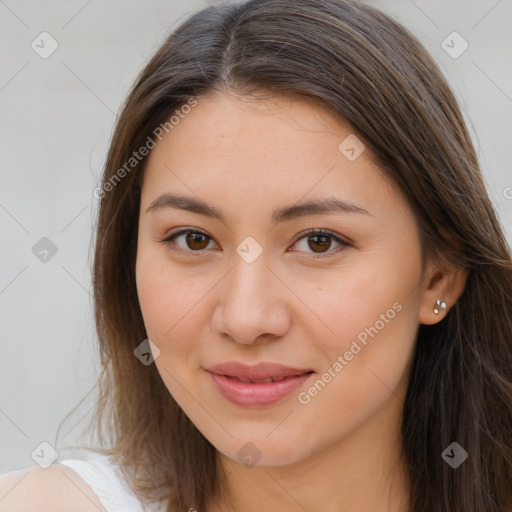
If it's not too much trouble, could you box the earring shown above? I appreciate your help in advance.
[433,299,447,314]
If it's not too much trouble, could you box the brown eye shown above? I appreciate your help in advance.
[162,229,215,254]
[306,233,332,253]
[162,228,349,259]
[291,229,348,258]
[183,232,210,250]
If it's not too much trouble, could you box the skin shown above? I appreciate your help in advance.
[135,91,467,512]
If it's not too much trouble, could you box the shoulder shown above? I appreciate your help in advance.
[0,464,105,512]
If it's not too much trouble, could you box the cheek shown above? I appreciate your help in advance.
[135,254,211,353]
[300,259,419,393]
[302,267,402,344]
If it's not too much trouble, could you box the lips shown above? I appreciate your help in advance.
[206,361,313,380]
[227,375,289,383]
[204,361,314,406]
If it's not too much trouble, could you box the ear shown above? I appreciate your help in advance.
[418,260,469,326]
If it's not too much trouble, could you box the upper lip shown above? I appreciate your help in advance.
[205,361,313,380]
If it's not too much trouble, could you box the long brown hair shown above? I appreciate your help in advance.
[57,0,512,510]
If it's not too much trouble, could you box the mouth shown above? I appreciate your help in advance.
[205,360,314,380]
[204,362,315,406]
[220,375,308,383]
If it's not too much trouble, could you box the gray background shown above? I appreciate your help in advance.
[1,0,511,472]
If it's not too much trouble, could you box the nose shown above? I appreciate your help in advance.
[211,255,291,345]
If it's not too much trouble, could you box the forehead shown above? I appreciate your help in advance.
[140,91,408,224]
[149,91,351,155]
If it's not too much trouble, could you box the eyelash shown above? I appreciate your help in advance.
[160,228,350,259]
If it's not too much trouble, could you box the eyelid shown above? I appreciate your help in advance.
[292,227,351,250]
[161,228,217,255]
[161,227,351,258]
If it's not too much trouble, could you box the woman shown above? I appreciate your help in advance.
[1,0,511,511]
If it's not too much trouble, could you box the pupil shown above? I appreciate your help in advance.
[309,235,330,252]
[187,233,208,250]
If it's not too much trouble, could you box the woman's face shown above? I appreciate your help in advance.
[136,91,428,467]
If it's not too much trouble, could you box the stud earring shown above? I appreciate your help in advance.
[433,299,447,314]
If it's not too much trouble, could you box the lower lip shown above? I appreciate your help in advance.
[206,371,314,407]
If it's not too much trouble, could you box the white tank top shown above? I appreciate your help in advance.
[59,451,162,512]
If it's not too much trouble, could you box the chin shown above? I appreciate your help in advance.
[211,435,312,469]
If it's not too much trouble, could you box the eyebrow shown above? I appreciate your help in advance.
[145,193,372,223]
